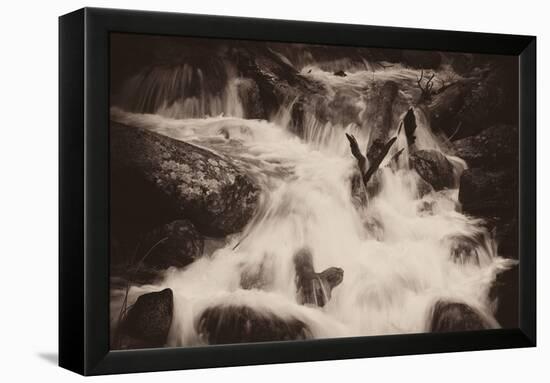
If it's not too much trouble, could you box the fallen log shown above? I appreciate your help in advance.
[346,133,397,188]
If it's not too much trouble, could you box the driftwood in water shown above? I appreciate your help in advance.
[346,81,401,191]
[346,133,397,188]
[416,69,436,101]
[293,248,344,307]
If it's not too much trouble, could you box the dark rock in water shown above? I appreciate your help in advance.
[231,45,326,120]
[111,122,260,237]
[453,124,518,170]
[489,265,519,328]
[293,248,344,307]
[116,288,173,349]
[459,169,518,260]
[416,176,434,197]
[458,168,516,218]
[429,300,494,332]
[410,150,456,191]
[197,305,311,344]
[142,220,204,270]
[494,218,518,259]
[333,70,347,77]
[429,59,518,140]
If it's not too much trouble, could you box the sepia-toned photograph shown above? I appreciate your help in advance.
[109,33,519,350]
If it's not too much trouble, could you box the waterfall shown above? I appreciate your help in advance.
[111,59,515,347]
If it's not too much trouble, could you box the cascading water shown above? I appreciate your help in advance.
[111,59,514,347]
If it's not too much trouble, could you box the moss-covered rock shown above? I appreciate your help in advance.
[111,122,260,237]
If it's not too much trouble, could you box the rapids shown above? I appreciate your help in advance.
[110,62,514,347]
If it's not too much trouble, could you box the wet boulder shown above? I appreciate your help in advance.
[115,288,173,349]
[489,265,519,328]
[197,305,311,344]
[141,220,204,270]
[111,122,260,237]
[429,300,494,332]
[458,168,516,218]
[428,60,518,140]
[493,218,518,259]
[410,150,456,191]
[333,70,347,77]
[453,124,518,169]
[231,45,325,120]
[293,248,344,307]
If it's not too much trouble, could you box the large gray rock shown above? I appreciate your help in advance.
[111,122,260,237]
[453,124,518,169]
[115,288,173,349]
[197,305,311,344]
[489,265,519,328]
[410,150,456,191]
[458,168,516,218]
[429,300,494,332]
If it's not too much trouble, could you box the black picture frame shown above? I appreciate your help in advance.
[59,7,536,376]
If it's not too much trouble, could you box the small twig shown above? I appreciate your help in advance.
[448,121,463,141]
[113,236,168,347]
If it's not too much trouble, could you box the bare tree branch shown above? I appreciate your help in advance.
[345,133,367,175]
[416,69,436,101]
[364,137,397,184]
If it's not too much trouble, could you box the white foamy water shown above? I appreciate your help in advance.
[111,66,514,347]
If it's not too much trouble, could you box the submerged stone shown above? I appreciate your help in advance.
[197,305,311,344]
[429,300,494,332]
[410,150,456,191]
[115,288,173,349]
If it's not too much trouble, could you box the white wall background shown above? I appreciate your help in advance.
[0,0,546,381]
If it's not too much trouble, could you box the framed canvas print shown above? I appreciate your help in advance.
[59,7,536,376]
